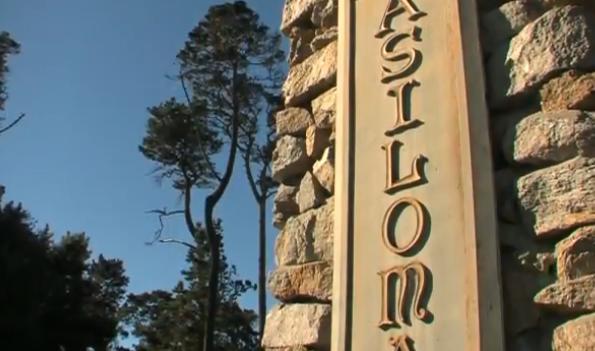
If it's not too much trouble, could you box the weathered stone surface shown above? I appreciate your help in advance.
[280,0,324,35]
[481,0,545,54]
[553,313,595,351]
[495,168,520,223]
[310,26,337,52]
[272,136,310,183]
[313,146,334,194]
[275,200,333,266]
[306,125,330,160]
[487,5,595,108]
[534,274,595,313]
[275,184,300,217]
[517,157,595,238]
[540,70,595,112]
[503,110,595,165]
[296,172,326,213]
[268,261,332,302]
[312,87,336,130]
[262,304,331,349]
[283,40,337,107]
[289,27,315,65]
[276,107,313,137]
[556,225,595,281]
[311,0,337,30]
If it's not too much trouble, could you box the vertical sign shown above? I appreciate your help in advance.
[332,1,505,350]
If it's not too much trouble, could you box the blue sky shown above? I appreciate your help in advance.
[0,0,285,317]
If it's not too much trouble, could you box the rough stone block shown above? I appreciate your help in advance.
[289,27,315,65]
[553,313,595,351]
[283,40,337,107]
[540,70,595,112]
[310,26,338,52]
[556,225,595,281]
[534,274,595,313]
[487,5,595,108]
[276,107,313,137]
[275,200,334,266]
[313,146,334,194]
[481,0,546,54]
[275,184,300,217]
[306,125,331,160]
[517,156,595,238]
[311,0,337,30]
[503,110,595,166]
[268,261,332,302]
[312,87,336,130]
[262,304,331,349]
[296,171,326,213]
[281,0,325,35]
[272,136,310,184]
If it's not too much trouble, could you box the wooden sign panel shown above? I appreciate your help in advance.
[332,1,505,350]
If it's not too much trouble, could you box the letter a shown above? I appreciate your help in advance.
[375,0,425,38]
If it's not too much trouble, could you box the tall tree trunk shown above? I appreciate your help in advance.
[203,200,220,351]
[258,197,267,341]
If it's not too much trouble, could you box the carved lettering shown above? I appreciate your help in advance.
[379,262,429,327]
[382,140,425,193]
[385,79,422,135]
[382,197,425,255]
[380,27,421,83]
[376,0,425,38]
[389,335,413,351]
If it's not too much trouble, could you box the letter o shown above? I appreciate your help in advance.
[382,197,425,255]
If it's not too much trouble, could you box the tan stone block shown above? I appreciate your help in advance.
[540,70,595,112]
[311,87,336,130]
[556,225,595,281]
[283,41,337,107]
[280,0,325,35]
[275,200,333,266]
[534,274,595,313]
[310,26,337,52]
[276,107,313,137]
[313,146,334,194]
[289,27,315,65]
[487,6,595,108]
[480,0,546,54]
[311,0,337,30]
[296,172,326,213]
[503,110,595,166]
[517,157,595,238]
[306,125,330,160]
[553,313,595,351]
[262,304,331,349]
[268,261,332,302]
[275,184,300,217]
[272,136,310,184]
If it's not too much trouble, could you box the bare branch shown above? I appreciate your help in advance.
[0,113,25,135]
[157,238,197,250]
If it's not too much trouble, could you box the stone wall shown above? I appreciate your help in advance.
[482,1,595,350]
[262,1,337,350]
[263,0,595,350]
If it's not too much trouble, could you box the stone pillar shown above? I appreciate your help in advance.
[265,1,595,350]
[262,1,338,350]
[482,1,595,350]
